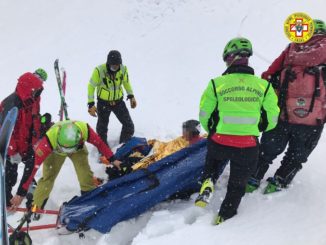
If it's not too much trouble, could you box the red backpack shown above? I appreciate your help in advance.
[278,35,326,126]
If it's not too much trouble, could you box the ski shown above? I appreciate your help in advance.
[0,107,18,245]
[59,68,67,121]
[54,59,69,120]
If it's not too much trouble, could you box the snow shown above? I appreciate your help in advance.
[1,0,326,244]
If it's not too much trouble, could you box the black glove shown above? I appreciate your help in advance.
[258,109,268,132]
[126,94,134,100]
[88,102,95,109]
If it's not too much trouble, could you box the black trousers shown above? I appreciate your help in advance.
[202,139,258,220]
[252,121,323,186]
[96,99,134,144]
[5,152,34,206]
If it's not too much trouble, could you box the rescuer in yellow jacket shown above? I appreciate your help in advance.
[88,50,137,145]
[195,37,279,225]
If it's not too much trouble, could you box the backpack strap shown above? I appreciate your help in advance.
[279,67,296,121]
[207,79,219,136]
[211,79,218,98]
[258,82,271,132]
[304,66,321,113]
[321,65,326,87]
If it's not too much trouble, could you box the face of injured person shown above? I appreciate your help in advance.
[182,128,193,142]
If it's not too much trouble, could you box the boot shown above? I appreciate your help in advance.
[264,177,282,194]
[214,215,225,225]
[245,177,260,193]
[195,178,214,208]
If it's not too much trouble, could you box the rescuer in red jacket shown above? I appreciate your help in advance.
[0,69,47,208]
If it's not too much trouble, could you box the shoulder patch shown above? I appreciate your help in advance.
[36,148,44,157]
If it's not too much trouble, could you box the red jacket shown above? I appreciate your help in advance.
[0,72,43,157]
[262,35,326,80]
[261,47,289,80]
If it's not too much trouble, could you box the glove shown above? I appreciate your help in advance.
[130,98,137,109]
[127,95,137,109]
[10,153,22,164]
[88,104,97,117]
[100,156,122,169]
[100,156,110,165]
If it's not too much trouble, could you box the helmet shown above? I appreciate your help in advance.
[57,122,82,153]
[107,50,122,65]
[313,19,326,34]
[223,37,253,61]
[182,119,201,135]
[34,68,47,81]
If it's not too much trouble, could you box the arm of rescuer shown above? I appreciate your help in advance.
[86,124,115,161]
[199,80,218,133]
[86,124,122,169]
[260,81,280,132]
[21,136,53,195]
[121,66,137,109]
[8,136,53,210]
[87,67,101,117]
[261,45,290,80]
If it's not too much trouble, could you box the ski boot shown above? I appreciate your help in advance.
[33,213,41,221]
[264,177,282,194]
[245,177,260,193]
[31,205,42,221]
[195,178,214,208]
[214,215,224,225]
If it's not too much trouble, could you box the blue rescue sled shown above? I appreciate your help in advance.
[59,139,207,233]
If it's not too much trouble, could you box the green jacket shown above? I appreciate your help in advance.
[88,64,133,103]
[199,66,279,136]
[46,120,88,156]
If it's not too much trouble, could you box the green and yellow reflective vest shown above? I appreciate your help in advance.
[46,120,89,156]
[199,67,280,136]
[88,64,133,103]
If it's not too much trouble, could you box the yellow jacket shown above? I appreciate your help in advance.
[132,136,190,170]
[88,64,133,103]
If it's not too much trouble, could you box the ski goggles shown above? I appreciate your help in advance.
[57,144,78,154]
[32,88,44,98]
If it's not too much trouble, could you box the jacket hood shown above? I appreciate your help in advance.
[16,72,44,102]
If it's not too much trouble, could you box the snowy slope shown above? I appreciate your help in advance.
[1,0,326,244]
